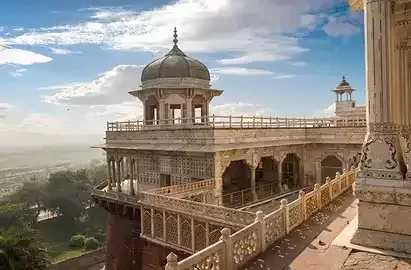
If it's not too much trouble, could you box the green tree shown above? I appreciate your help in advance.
[0,203,32,229]
[0,226,51,270]
[8,179,46,224]
[87,162,108,186]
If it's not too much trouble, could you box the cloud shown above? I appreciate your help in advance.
[0,45,52,65]
[273,74,295,80]
[9,68,27,77]
[210,102,272,116]
[0,102,12,119]
[210,67,274,76]
[322,14,362,37]
[19,113,68,134]
[43,65,143,106]
[291,61,307,66]
[50,47,81,55]
[4,0,346,65]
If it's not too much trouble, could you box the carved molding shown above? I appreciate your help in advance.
[354,185,411,206]
[360,136,399,170]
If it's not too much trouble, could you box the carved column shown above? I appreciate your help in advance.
[214,153,225,206]
[117,159,122,193]
[158,99,165,125]
[185,98,193,124]
[129,156,135,196]
[246,155,259,200]
[276,156,283,192]
[107,155,113,190]
[357,0,405,185]
[315,160,322,184]
[351,0,411,254]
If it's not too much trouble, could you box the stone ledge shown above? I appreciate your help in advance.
[354,184,411,206]
[351,228,411,254]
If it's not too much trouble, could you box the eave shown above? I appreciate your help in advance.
[347,0,364,11]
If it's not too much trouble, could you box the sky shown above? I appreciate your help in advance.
[0,0,365,147]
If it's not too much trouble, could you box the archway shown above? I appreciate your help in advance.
[255,157,278,186]
[321,155,343,183]
[281,153,300,189]
[222,160,250,194]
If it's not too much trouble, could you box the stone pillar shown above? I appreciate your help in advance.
[107,155,113,190]
[129,156,135,196]
[214,153,225,206]
[185,98,192,124]
[315,161,322,184]
[117,160,122,193]
[277,159,283,192]
[351,0,411,254]
[158,99,165,125]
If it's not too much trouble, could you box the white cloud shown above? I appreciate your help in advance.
[273,74,295,80]
[291,61,307,66]
[0,45,52,65]
[9,68,27,77]
[43,65,143,106]
[210,67,274,76]
[322,15,361,37]
[210,102,272,116]
[4,0,346,65]
[50,47,81,55]
[0,102,12,119]
[323,103,336,116]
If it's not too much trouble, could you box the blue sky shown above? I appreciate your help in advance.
[0,0,365,146]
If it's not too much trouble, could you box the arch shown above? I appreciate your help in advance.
[222,160,250,194]
[255,156,279,186]
[321,155,343,183]
[281,153,300,189]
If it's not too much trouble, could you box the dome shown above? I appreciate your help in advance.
[141,28,210,82]
[336,76,351,88]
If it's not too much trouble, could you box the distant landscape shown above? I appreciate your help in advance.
[0,144,105,197]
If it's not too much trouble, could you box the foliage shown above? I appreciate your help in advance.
[84,237,100,251]
[0,226,51,270]
[87,161,108,186]
[43,169,92,221]
[69,234,85,248]
[0,203,32,229]
[8,178,46,224]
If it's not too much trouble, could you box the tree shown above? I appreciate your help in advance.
[0,203,32,229]
[0,226,51,270]
[8,179,46,224]
[43,170,92,221]
[87,162,108,186]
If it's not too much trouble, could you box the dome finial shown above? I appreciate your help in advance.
[342,75,345,80]
[173,27,178,45]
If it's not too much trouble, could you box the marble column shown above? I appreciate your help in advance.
[214,154,225,206]
[351,0,411,254]
[107,156,113,191]
[116,160,122,193]
[158,99,165,125]
[185,99,192,124]
[315,161,322,184]
[129,156,135,196]
[277,160,283,192]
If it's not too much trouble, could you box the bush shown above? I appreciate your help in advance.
[84,237,99,251]
[69,234,85,248]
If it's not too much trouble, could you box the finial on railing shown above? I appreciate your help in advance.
[165,252,178,270]
[255,211,264,222]
[314,183,320,190]
[220,228,230,240]
[343,168,347,174]
[326,176,331,184]
[351,165,356,171]
[280,198,288,208]
[336,172,341,178]
[298,190,305,198]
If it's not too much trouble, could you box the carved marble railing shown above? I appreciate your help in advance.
[165,167,357,270]
[149,179,215,196]
[107,115,366,131]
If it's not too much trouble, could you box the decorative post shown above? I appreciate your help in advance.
[299,190,306,220]
[129,156,135,196]
[314,183,321,211]
[220,228,233,270]
[281,199,290,234]
[165,252,178,270]
[335,172,341,196]
[116,160,122,192]
[326,177,332,201]
[255,211,266,251]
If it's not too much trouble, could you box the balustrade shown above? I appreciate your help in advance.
[165,166,357,270]
[106,115,366,132]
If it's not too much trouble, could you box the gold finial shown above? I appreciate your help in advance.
[173,27,178,45]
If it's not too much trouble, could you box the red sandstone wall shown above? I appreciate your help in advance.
[105,212,189,270]
[105,213,142,270]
